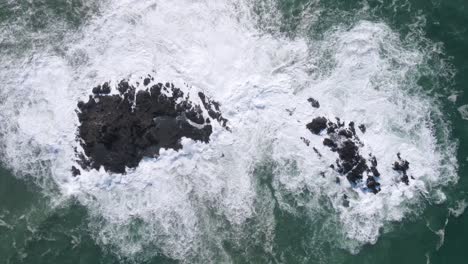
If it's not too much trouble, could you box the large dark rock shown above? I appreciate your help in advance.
[74,77,228,174]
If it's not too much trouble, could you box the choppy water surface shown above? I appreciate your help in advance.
[0,0,467,263]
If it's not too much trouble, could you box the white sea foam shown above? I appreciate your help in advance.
[458,104,468,120]
[448,93,458,103]
[0,0,458,261]
[426,217,449,251]
[267,21,458,251]
[449,199,467,218]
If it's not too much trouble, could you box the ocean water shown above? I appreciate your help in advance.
[0,0,467,263]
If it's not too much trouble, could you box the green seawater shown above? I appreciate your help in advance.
[0,0,467,263]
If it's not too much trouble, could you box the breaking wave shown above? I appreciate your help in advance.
[0,0,458,262]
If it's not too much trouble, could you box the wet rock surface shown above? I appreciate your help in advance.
[74,76,228,174]
[393,153,411,185]
[303,99,411,194]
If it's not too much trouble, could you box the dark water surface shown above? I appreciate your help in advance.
[0,0,467,263]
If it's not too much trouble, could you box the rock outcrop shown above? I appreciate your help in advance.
[74,76,228,174]
[304,98,411,194]
[393,153,411,185]
[306,116,381,193]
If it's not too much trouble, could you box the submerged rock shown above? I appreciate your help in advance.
[342,194,350,207]
[75,76,228,174]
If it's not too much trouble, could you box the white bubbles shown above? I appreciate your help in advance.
[449,199,467,218]
[458,104,468,120]
[0,0,458,261]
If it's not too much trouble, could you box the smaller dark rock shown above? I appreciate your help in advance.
[348,122,356,136]
[401,175,409,185]
[369,156,380,177]
[307,97,320,108]
[366,176,381,194]
[393,153,410,185]
[71,166,81,177]
[358,124,366,133]
[393,159,409,173]
[306,117,328,135]
[143,78,151,86]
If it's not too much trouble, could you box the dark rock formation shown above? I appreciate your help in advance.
[393,153,410,185]
[75,77,228,174]
[303,103,413,194]
[306,116,381,193]
[302,95,419,195]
